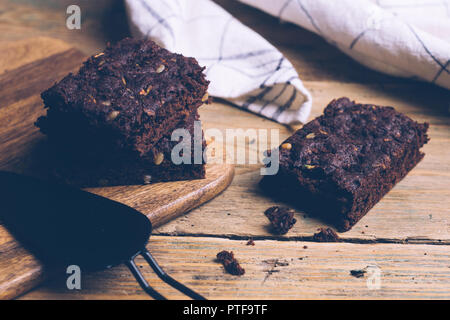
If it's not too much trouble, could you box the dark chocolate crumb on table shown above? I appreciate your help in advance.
[216,251,245,276]
[312,227,341,242]
[264,206,297,235]
[350,269,367,278]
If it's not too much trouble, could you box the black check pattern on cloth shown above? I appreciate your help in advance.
[125,0,313,125]
[239,0,450,90]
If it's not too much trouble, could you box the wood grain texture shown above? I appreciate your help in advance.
[0,37,72,74]
[0,38,234,299]
[20,236,450,300]
[158,83,450,244]
[0,163,233,300]
[0,0,129,55]
[0,0,449,299]
[0,240,44,300]
[86,164,235,229]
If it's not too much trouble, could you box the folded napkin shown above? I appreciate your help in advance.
[125,0,312,125]
[239,0,450,90]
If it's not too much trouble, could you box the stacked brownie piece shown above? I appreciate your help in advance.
[261,97,429,231]
[36,38,209,187]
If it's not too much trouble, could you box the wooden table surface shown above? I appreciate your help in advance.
[1,0,449,299]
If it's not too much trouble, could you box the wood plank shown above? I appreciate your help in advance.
[0,241,44,300]
[156,82,450,243]
[87,164,235,228]
[0,0,129,55]
[0,38,235,300]
[0,0,449,300]
[0,37,72,74]
[20,235,450,299]
[0,163,234,300]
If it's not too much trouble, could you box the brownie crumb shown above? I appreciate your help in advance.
[246,238,255,246]
[350,269,366,278]
[216,251,245,276]
[264,206,297,235]
[312,227,340,242]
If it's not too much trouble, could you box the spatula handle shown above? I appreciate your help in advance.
[126,249,206,300]
[126,259,166,300]
[141,249,206,300]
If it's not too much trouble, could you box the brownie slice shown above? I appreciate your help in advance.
[46,112,206,188]
[261,97,429,231]
[36,38,209,158]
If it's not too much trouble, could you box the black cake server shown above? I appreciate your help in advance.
[0,170,205,300]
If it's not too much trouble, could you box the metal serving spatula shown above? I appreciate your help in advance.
[0,171,205,300]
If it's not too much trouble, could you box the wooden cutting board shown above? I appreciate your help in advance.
[0,37,234,299]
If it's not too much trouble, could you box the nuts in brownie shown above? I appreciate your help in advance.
[107,111,120,121]
[37,38,210,158]
[281,143,292,150]
[154,152,164,165]
[35,38,209,188]
[156,64,165,73]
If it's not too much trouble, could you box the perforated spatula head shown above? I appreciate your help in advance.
[0,171,205,300]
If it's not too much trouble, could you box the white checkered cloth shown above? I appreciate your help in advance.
[240,0,450,90]
[126,0,450,125]
[125,0,312,125]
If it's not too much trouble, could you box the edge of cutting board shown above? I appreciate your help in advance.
[0,37,235,299]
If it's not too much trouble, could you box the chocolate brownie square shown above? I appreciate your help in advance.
[261,97,429,231]
[36,38,209,158]
[46,112,206,188]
